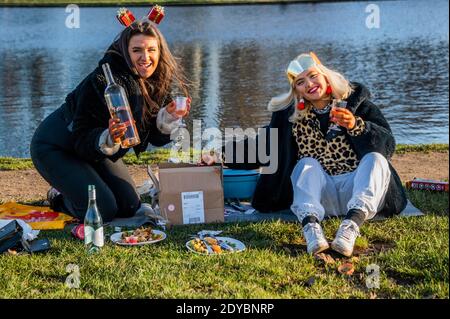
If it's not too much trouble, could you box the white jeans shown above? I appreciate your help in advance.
[290,152,391,222]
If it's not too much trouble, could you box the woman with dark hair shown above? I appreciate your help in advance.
[30,16,190,222]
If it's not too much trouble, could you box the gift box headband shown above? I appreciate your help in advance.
[117,5,165,28]
[286,52,322,84]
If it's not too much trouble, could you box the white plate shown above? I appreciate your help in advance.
[186,236,246,255]
[110,229,166,246]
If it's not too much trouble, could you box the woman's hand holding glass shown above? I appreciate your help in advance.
[166,96,191,163]
[166,97,192,119]
[330,107,356,130]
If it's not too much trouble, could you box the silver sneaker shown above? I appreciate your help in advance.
[47,187,60,199]
[136,203,166,221]
[45,187,61,207]
[136,203,169,230]
[331,219,360,257]
[303,222,330,255]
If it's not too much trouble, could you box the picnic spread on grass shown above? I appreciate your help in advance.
[0,169,447,257]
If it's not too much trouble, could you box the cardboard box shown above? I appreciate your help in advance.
[157,163,224,225]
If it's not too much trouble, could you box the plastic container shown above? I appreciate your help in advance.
[223,169,260,199]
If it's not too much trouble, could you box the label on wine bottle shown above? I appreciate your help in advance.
[94,227,104,247]
[84,225,94,245]
[115,106,128,112]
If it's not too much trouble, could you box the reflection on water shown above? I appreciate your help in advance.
[0,0,448,157]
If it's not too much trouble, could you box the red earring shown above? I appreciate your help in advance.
[296,98,305,110]
[326,85,332,95]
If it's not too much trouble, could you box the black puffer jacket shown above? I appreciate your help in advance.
[224,83,407,217]
[62,51,171,162]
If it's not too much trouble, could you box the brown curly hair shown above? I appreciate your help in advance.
[108,19,189,126]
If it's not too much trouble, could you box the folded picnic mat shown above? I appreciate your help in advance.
[0,202,75,230]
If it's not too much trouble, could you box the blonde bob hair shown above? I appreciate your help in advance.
[268,53,353,122]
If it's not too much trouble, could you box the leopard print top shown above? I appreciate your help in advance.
[292,109,366,176]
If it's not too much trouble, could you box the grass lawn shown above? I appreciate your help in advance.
[0,188,448,299]
[0,144,448,298]
[1,143,448,170]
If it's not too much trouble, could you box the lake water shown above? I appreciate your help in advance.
[0,0,448,157]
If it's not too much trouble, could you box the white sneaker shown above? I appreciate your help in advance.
[303,222,330,255]
[331,219,360,257]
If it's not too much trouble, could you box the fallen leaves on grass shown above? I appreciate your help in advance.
[7,249,17,255]
[338,262,355,276]
[314,253,336,265]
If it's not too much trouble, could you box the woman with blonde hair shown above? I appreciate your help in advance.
[203,52,406,257]
[30,9,190,223]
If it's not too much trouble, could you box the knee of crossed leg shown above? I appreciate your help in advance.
[362,152,388,168]
[291,157,322,181]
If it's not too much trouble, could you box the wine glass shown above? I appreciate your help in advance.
[174,96,188,128]
[170,96,189,163]
[326,100,347,140]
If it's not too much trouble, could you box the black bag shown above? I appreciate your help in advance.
[0,220,23,253]
[0,220,51,254]
[21,238,51,254]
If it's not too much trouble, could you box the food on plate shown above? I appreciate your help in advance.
[204,237,218,245]
[211,244,222,253]
[188,237,238,254]
[204,237,223,253]
[190,238,208,254]
[120,226,163,244]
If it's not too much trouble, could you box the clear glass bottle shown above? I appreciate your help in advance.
[102,63,141,148]
[84,185,104,254]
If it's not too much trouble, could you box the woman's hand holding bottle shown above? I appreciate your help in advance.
[108,117,127,144]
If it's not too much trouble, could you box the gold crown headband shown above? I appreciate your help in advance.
[117,5,165,27]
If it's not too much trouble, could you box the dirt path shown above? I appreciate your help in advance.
[0,152,448,203]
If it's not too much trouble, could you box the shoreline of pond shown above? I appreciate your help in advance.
[0,0,371,8]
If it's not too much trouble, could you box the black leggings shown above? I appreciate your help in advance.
[30,106,140,222]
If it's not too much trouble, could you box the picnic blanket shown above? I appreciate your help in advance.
[0,202,75,230]
[0,198,425,231]
[0,201,156,231]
